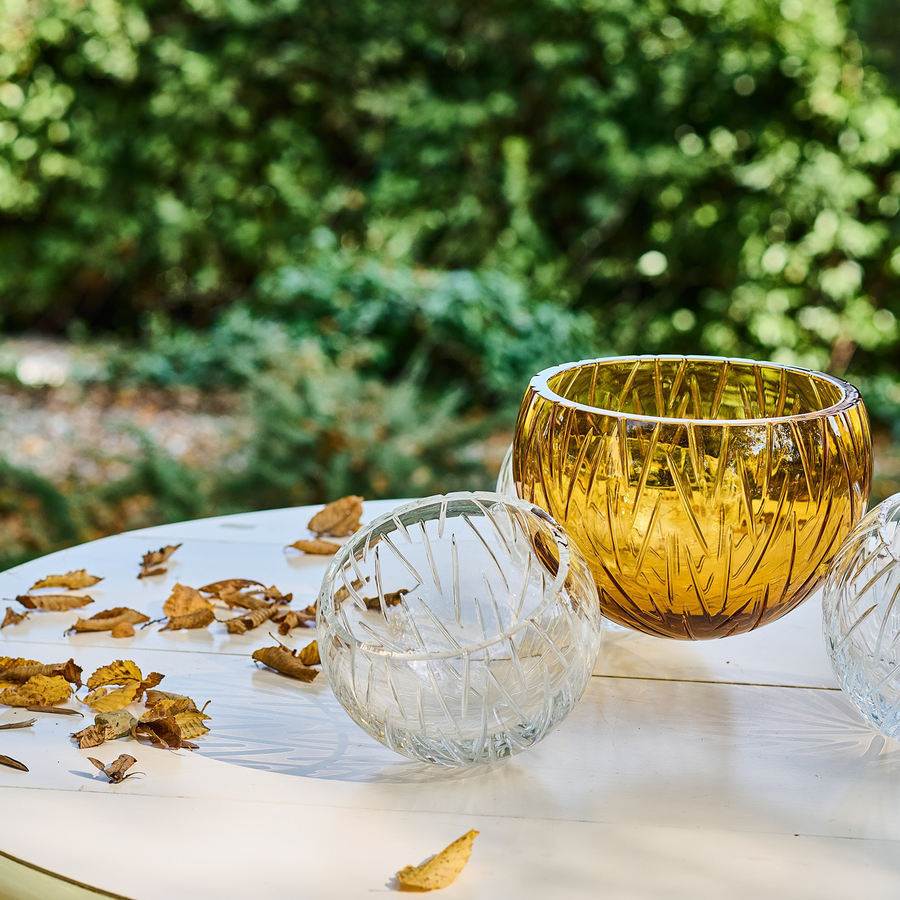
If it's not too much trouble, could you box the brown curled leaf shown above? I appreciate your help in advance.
[298,639,320,666]
[363,589,409,611]
[160,606,216,631]
[141,698,210,740]
[88,754,137,783]
[16,594,94,611]
[307,495,364,537]
[334,578,366,603]
[198,578,265,597]
[262,585,292,605]
[216,588,270,610]
[223,606,275,635]
[133,715,186,749]
[138,544,181,579]
[0,659,82,689]
[111,622,135,638]
[162,584,213,618]
[252,645,319,683]
[30,570,103,591]
[0,719,35,730]
[0,675,73,707]
[1,607,28,628]
[397,830,479,891]
[66,608,150,635]
[273,609,316,636]
[0,754,28,772]
[288,539,341,555]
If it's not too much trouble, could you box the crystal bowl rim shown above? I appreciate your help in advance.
[316,490,584,662]
[529,354,862,427]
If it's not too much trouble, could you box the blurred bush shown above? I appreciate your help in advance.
[0,0,897,382]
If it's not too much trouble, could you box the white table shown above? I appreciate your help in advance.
[1,500,898,900]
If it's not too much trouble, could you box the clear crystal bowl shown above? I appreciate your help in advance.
[316,492,602,766]
[823,494,900,738]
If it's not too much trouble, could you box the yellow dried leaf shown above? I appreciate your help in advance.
[0,675,73,708]
[141,698,211,740]
[87,660,143,691]
[0,657,42,669]
[82,682,142,712]
[288,539,340,555]
[298,640,320,666]
[397,830,479,891]
[66,608,150,635]
[163,584,212,618]
[30,570,103,591]
[138,544,181,579]
[0,660,82,688]
[1,607,28,629]
[111,622,135,638]
[307,495,364,537]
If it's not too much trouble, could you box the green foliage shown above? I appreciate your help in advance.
[0,0,897,383]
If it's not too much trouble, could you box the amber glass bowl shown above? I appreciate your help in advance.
[513,356,872,639]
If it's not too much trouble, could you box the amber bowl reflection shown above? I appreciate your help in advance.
[513,356,872,639]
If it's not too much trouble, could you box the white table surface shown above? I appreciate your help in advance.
[0,500,898,900]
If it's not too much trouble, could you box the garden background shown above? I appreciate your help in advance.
[0,0,898,570]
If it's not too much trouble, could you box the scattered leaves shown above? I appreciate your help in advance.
[30,570,103,591]
[66,608,150,635]
[0,675,73,707]
[139,544,182,579]
[0,659,82,689]
[111,622,135,638]
[0,755,27,772]
[288,539,340,555]
[88,754,138,784]
[298,639,320,667]
[307,495,364,537]
[72,711,138,749]
[1,607,28,628]
[252,644,319,683]
[16,594,94,611]
[397,830,479,891]
[82,661,164,712]
[0,719,35,730]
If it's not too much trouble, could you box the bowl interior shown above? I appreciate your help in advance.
[323,495,567,658]
[547,357,846,421]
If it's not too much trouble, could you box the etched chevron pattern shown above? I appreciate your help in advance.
[318,494,603,766]
[824,497,900,739]
[514,357,872,640]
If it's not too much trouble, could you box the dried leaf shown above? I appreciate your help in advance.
[273,609,316,635]
[334,578,366,603]
[288,539,341,555]
[397,830,479,891]
[163,584,213,618]
[0,659,82,688]
[138,544,181,579]
[88,754,137,783]
[87,660,143,690]
[223,606,275,635]
[307,495,364,537]
[160,607,216,631]
[81,683,140,712]
[262,585,292,605]
[0,675,73,707]
[133,715,187,749]
[363,589,409,611]
[198,579,265,596]
[30,570,103,591]
[0,657,41,669]
[25,705,83,716]
[72,711,138,749]
[0,755,28,772]
[111,622,135,638]
[1,607,28,629]
[141,698,210,740]
[298,640,320,666]
[66,608,150,635]
[217,588,269,611]
[0,719,35,731]
[16,594,94,611]
[252,645,319,683]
